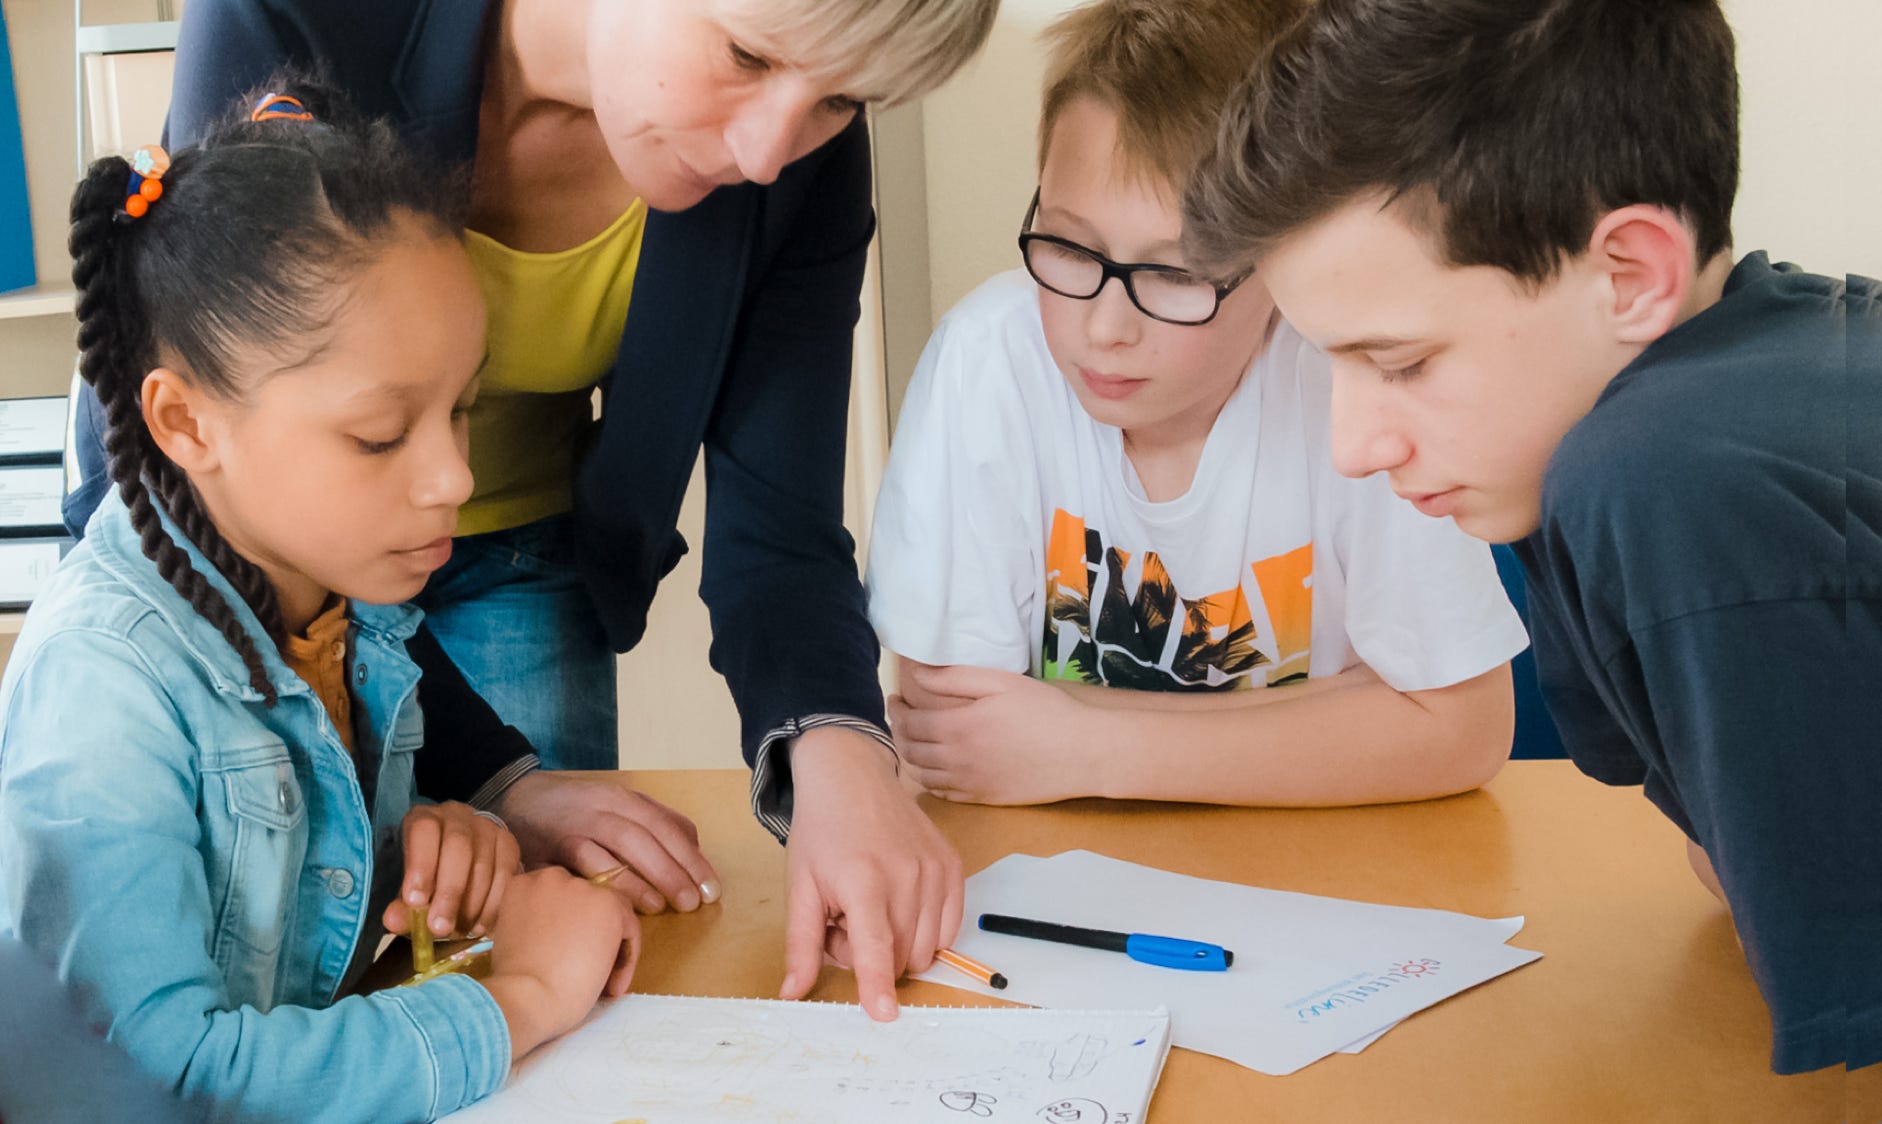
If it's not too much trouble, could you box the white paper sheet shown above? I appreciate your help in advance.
[0,539,64,604]
[1335,915,1526,1054]
[0,466,62,529]
[438,995,1172,1124]
[0,398,67,459]
[914,851,1541,1076]
[1336,1021,1396,1054]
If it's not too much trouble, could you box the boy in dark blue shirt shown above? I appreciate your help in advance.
[1181,0,1878,1076]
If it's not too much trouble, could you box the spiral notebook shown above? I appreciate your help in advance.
[438,994,1172,1124]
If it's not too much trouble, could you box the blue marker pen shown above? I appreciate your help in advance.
[979,913,1233,971]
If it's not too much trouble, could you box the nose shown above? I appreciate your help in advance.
[724,84,822,185]
[411,422,475,511]
[1327,368,1412,480]
[1084,275,1142,350]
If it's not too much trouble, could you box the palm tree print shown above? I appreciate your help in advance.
[1041,509,1290,691]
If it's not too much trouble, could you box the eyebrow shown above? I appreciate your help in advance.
[1323,336,1425,356]
[723,20,871,107]
[335,349,492,407]
[1034,203,1185,259]
[720,21,803,73]
[337,382,418,407]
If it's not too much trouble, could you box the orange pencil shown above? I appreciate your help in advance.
[935,947,1009,990]
[587,862,633,887]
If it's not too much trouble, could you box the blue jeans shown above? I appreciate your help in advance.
[416,514,620,771]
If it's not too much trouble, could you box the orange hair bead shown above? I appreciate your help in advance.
[121,144,169,219]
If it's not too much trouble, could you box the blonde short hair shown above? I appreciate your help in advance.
[1038,0,1304,192]
[721,0,999,108]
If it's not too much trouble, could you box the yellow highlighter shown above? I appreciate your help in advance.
[409,904,435,975]
[400,902,493,987]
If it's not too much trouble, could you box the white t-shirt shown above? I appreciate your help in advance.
[866,271,1528,693]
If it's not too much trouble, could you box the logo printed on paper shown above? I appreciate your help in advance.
[1287,958,1445,1022]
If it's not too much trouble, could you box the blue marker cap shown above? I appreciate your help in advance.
[1124,933,1233,971]
[978,913,1236,973]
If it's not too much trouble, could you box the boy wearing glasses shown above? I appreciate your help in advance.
[863,0,1527,807]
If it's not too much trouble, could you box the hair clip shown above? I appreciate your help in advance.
[250,93,315,123]
[121,144,170,219]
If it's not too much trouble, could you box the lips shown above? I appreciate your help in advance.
[676,153,739,190]
[1078,367,1149,401]
[1399,488,1463,518]
[396,536,454,570]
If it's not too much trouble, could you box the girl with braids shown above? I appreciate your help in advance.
[59,0,1002,1027]
[0,84,638,1122]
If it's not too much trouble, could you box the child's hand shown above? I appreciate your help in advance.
[383,802,521,940]
[480,867,641,1061]
[890,664,1088,805]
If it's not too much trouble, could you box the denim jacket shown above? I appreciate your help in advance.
[0,489,509,1122]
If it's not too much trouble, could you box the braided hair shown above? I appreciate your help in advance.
[68,73,463,705]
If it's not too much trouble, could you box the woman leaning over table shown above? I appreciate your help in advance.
[62,0,997,1021]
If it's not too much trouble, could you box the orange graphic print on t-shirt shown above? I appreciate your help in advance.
[1042,509,1312,690]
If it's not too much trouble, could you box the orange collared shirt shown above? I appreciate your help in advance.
[280,597,354,756]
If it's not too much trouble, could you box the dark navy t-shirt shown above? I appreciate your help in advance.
[1514,253,1880,1075]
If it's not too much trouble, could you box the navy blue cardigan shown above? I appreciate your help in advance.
[65,0,887,805]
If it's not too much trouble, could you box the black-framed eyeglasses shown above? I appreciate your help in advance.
[1016,189,1246,326]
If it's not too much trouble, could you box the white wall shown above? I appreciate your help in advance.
[1725,0,1879,279]
[611,457,743,769]
[901,0,1881,348]
[911,0,1067,325]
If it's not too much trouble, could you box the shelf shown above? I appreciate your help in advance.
[0,287,78,321]
[74,20,179,56]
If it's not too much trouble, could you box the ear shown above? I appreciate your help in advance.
[1585,205,1697,346]
[141,368,223,475]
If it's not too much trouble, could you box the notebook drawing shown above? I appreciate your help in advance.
[439,994,1172,1124]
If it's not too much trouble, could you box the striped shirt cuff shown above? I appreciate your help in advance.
[750,714,899,844]
[467,754,541,812]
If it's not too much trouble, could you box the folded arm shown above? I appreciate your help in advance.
[891,655,1514,806]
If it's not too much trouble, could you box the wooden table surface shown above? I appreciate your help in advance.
[577,762,1860,1123]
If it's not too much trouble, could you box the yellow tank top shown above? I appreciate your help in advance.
[457,201,648,536]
